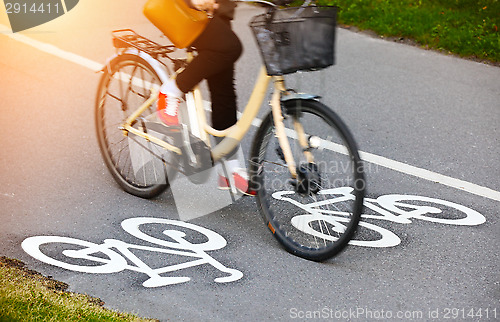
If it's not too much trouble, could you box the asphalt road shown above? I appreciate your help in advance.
[1,1,499,321]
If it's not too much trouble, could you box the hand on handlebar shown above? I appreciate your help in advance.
[191,0,219,14]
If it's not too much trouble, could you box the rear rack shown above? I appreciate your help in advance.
[112,29,175,58]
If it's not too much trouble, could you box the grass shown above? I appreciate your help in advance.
[0,256,157,322]
[311,0,500,64]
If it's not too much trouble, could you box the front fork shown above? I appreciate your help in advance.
[271,77,316,180]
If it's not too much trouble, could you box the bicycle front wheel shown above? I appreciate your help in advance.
[95,53,174,198]
[249,99,365,261]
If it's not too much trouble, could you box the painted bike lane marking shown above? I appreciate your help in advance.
[1,26,499,203]
[274,187,485,248]
[22,191,485,286]
[22,218,243,287]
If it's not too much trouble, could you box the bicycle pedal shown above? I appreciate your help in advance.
[275,146,286,162]
[289,163,321,195]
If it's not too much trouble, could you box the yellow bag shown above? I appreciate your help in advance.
[143,0,209,49]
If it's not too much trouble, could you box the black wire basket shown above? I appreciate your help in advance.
[250,6,338,76]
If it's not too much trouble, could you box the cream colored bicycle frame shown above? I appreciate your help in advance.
[122,64,314,179]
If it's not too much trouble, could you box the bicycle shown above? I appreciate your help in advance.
[95,0,365,261]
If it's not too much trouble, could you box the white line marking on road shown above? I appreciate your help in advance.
[0,24,102,72]
[3,28,499,203]
[359,151,500,202]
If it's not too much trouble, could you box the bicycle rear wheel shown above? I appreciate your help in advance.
[249,99,365,261]
[95,53,174,198]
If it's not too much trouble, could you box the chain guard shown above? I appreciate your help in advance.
[134,121,212,184]
[180,133,213,184]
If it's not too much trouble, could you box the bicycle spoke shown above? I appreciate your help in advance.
[96,54,173,197]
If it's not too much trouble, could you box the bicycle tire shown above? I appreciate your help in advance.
[95,53,173,198]
[249,99,365,261]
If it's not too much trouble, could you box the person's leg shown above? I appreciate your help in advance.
[207,65,237,129]
[160,16,252,194]
[158,16,241,126]
[207,62,243,176]
[181,16,244,171]
[176,17,242,93]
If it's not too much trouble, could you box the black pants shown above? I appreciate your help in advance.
[176,16,243,131]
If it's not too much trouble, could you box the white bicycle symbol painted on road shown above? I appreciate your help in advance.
[22,189,485,287]
[22,217,243,287]
[274,187,486,248]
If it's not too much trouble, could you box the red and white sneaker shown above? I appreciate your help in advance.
[218,168,256,196]
[157,92,181,126]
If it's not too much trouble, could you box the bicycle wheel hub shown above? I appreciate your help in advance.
[290,163,321,195]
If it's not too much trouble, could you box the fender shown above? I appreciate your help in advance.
[100,49,170,84]
[280,92,320,102]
